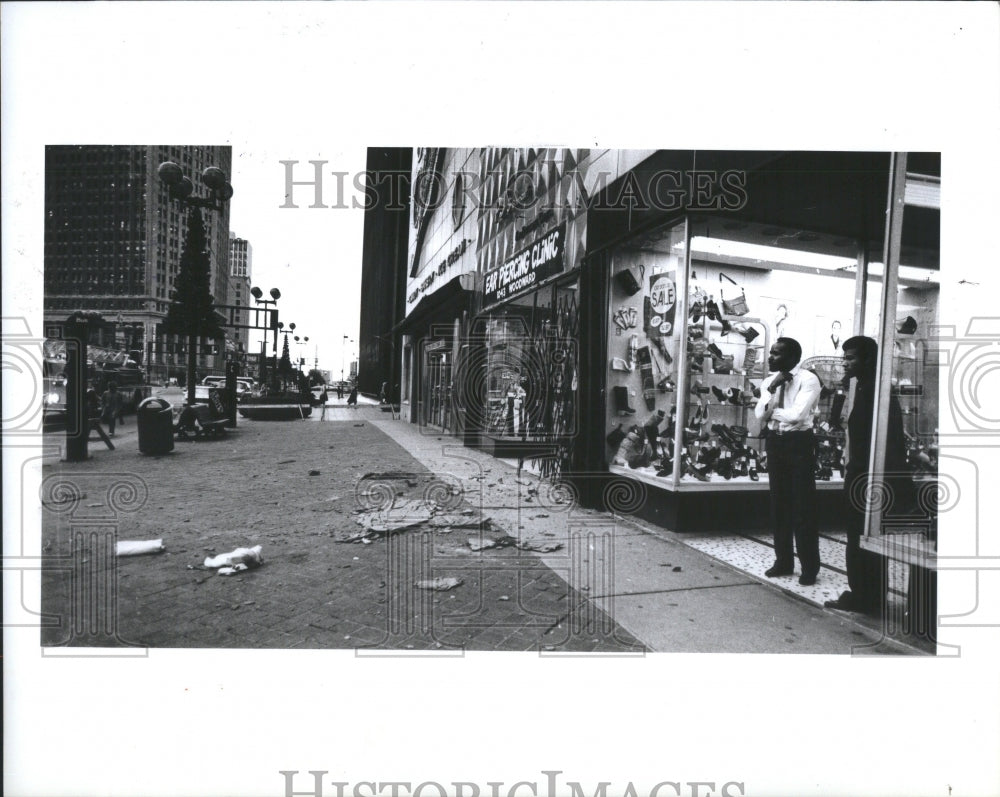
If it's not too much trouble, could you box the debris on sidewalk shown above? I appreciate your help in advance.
[415,577,463,591]
[516,539,563,553]
[468,536,502,551]
[116,539,165,557]
[308,469,321,476]
[336,496,492,543]
[204,545,263,575]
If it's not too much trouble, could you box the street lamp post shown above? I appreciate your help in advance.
[341,334,353,383]
[157,161,234,406]
[250,286,280,387]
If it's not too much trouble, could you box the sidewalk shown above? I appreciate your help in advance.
[39,406,926,654]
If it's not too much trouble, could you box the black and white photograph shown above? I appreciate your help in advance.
[4,3,1000,797]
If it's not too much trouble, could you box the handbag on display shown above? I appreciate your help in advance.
[719,273,749,316]
[614,264,645,296]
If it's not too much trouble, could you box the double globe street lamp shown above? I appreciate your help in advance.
[250,286,281,387]
[157,161,234,405]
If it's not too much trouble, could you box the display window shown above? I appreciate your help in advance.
[606,215,879,492]
[475,277,579,478]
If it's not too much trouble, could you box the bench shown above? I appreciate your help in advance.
[175,403,227,440]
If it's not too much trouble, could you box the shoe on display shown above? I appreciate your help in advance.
[727,387,743,405]
[896,315,917,336]
[705,297,721,321]
[682,455,710,482]
[749,381,761,399]
[690,379,710,396]
[657,377,676,392]
[606,423,626,447]
[689,302,704,323]
[612,385,636,415]
[734,324,759,344]
[707,342,724,359]
[711,385,727,403]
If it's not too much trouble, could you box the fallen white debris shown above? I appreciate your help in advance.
[204,545,263,570]
[116,539,165,557]
[415,577,463,591]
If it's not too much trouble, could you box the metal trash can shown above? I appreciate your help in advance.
[137,397,175,455]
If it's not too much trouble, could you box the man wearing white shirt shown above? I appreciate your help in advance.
[754,337,822,585]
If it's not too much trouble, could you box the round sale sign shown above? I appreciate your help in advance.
[650,275,676,316]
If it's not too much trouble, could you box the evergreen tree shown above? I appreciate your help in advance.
[164,206,224,404]
[278,333,294,391]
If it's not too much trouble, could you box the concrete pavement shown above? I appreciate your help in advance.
[39,401,927,654]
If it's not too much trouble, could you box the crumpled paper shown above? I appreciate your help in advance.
[204,545,263,573]
[415,577,463,591]
[116,539,165,556]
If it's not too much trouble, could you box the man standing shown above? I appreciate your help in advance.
[100,380,120,436]
[754,337,822,585]
[825,336,911,615]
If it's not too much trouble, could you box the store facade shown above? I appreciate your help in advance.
[396,149,940,549]
[397,148,479,433]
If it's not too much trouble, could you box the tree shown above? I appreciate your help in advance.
[277,333,294,391]
[164,207,224,404]
[307,368,325,386]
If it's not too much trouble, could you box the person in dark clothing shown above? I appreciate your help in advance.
[825,336,913,615]
[100,381,121,435]
[347,385,358,407]
[753,337,823,585]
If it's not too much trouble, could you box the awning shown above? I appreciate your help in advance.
[392,272,476,335]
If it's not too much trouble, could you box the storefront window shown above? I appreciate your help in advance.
[477,277,579,477]
[606,216,862,490]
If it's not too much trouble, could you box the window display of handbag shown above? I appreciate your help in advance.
[719,272,749,316]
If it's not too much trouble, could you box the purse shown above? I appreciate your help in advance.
[720,273,749,316]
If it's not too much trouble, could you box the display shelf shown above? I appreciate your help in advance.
[609,463,844,492]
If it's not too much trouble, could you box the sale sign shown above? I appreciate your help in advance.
[644,270,676,340]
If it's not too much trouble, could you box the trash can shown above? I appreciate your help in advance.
[137,397,175,455]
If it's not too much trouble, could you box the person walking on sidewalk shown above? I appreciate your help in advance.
[347,385,358,408]
[825,336,913,615]
[754,337,822,585]
[100,380,122,436]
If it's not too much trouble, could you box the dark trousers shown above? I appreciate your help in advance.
[765,430,819,575]
[844,467,888,611]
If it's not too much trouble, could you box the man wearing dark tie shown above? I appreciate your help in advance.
[754,337,822,585]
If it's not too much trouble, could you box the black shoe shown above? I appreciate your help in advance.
[798,572,818,586]
[824,591,857,611]
[764,564,793,578]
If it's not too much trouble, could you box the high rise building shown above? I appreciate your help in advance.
[228,234,253,366]
[44,145,233,382]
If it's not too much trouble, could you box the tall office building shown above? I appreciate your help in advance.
[228,234,253,364]
[44,145,233,381]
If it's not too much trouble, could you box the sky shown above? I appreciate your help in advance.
[227,142,370,378]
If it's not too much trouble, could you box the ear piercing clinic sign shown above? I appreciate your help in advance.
[484,222,565,307]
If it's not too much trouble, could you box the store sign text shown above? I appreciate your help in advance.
[408,238,473,305]
[484,223,565,306]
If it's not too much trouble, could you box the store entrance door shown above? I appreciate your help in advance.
[422,344,452,430]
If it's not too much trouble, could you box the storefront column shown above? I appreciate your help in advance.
[572,250,611,498]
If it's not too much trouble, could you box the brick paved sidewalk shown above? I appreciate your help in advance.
[40,413,643,652]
